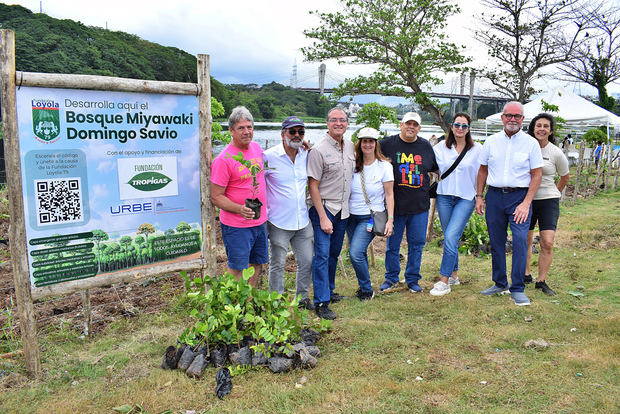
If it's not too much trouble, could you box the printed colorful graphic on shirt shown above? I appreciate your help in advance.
[396,152,424,188]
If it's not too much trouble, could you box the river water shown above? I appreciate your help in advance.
[214,122,495,154]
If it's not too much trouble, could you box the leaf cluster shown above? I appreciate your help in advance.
[214,82,334,120]
[539,98,567,136]
[228,151,273,198]
[581,128,608,146]
[210,97,232,145]
[353,102,398,141]
[302,0,469,131]
[459,213,490,257]
[178,269,317,357]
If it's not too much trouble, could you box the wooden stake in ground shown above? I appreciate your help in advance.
[573,144,586,202]
[368,239,376,268]
[0,29,41,378]
[82,289,91,336]
[426,198,437,242]
[197,54,217,279]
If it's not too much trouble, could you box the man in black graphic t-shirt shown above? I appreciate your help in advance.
[378,112,437,293]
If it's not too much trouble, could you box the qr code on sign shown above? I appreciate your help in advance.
[34,178,83,226]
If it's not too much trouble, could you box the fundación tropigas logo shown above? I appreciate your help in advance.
[32,99,61,143]
[117,157,179,200]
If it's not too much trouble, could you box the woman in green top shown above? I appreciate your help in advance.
[525,113,570,295]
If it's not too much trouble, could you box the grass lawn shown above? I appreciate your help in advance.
[0,192,618,413]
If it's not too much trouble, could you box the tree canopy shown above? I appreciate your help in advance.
[302,0,469,132]
[558,3,620,111]
[475,0,585,103]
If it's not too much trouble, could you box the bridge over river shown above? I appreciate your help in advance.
[291,64,510,118]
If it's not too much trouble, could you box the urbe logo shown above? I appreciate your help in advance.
[32,99,61,143]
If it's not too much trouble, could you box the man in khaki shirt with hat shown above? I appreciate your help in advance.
[307,107,355,320]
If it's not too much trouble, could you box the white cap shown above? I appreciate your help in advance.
[357,127,380,140]
[401,112,422,125]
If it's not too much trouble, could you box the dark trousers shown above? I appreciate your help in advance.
[485,187,531,293]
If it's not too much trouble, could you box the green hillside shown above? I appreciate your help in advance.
[0,3,332,119]
[0,3,197,82]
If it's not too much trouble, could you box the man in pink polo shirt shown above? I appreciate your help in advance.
[211,106,267,286]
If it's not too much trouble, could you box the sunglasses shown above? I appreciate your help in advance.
[452,123,469,130]
[502,113,523,120]
[287,128,305,136]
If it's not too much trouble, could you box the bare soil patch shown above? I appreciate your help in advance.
[0,224,229,335]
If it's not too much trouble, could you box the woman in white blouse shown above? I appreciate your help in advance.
[430,113,482,296]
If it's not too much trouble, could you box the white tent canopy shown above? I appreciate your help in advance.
[485,87,620,127]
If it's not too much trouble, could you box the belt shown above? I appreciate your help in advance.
[489,186,528,193]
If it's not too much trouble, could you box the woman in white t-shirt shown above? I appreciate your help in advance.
[430,112,482,296]
[525,113,569,296]
[347,127,394,301]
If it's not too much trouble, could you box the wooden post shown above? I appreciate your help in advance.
[368,239,376,268]
[82,289,91,336]
[594,145,603,188]
[340,236,349,278]
[573,143,586,202]
[198,54,217,278]
[604,142,612,192]
[426,198,436,242]
[0,30,41,377]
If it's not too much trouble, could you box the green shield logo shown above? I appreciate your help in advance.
[32,105,60,142]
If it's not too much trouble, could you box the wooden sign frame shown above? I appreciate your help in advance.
[0,30,217,377]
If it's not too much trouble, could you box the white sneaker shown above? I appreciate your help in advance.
[449,277,460,286]
[430,281,451,296]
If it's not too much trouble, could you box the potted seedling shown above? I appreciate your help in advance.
[229,151,271,219]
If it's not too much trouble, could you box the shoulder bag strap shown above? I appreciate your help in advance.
[359,168,374,213]
[440,145,469,180]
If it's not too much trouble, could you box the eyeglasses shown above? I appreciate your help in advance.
[452,123,469,130]
[287,128,305,136]
[502,113,524,120]
[327,118,347,123]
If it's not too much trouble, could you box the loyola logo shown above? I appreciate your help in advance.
[32,99,61,143]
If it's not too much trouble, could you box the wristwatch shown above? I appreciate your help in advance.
[476,193,484,198]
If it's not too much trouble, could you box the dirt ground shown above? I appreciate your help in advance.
[0,222,385,336]
[0,184,594,338]
[0,224,227,336]
[0,184,604,337]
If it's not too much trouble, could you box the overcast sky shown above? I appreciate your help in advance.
[6,0,620,97]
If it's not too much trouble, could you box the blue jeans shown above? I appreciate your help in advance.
[309,207,348,305]
[385,211,428,285]
[436,195,476,278]
[346,214,374,293]
[485,187,531,293]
